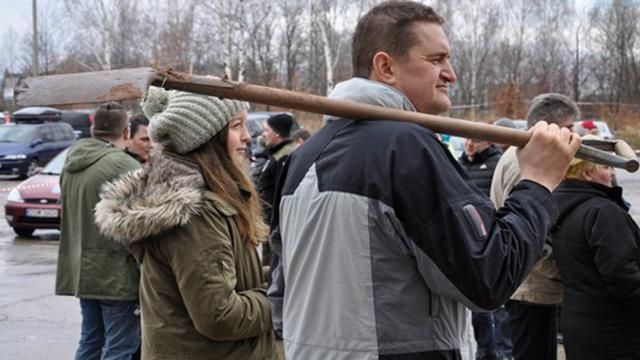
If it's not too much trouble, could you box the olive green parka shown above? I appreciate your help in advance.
[56,138,141,300]
[95,151,278,360]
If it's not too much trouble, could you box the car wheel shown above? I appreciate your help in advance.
[14,227,35,237]
[25,159,39,178]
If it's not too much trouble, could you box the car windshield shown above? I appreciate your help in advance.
[0,126,36,143]
[41,148,69,175]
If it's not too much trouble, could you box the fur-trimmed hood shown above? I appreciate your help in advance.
[95,151,206,245]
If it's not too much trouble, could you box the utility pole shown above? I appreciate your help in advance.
[32,0,39,76]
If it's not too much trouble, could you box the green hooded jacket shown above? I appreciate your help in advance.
[55,138,141,300]
[94,151,278,360]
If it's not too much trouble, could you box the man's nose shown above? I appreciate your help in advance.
[441,60,457,84]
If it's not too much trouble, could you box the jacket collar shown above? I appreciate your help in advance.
[459,145,501,166]
[323,77,416,122]
[95,151,207,245]
[268,139,293,155]
[556,179,627,212]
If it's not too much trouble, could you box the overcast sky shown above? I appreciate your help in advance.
[1,0,53,36]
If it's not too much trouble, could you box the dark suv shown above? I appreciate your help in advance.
[11,107,93,139]
[0,122,76,178]
[61,110,93,138]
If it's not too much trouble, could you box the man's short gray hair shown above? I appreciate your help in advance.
[526,93,580,129]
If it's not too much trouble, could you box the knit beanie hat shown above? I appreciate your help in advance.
[267,113,294,138]
[142,86,249,154]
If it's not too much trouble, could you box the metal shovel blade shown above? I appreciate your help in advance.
[15,67,156,107]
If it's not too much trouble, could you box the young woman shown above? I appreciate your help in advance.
[95,87,278,359]
[551,139,640,360]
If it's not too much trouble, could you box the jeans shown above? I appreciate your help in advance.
[76,299,141,360]
[472,306,513,359]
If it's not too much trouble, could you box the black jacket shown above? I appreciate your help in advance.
[256,140,296,222]
[551,180,640,357]
[458,145,501,196]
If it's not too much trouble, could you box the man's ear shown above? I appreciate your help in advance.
[370,51,396,85]
[122,125,130,141]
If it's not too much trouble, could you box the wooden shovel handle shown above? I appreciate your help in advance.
[152,69,639,172]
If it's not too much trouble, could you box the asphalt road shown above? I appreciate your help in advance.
[0,170,639,359]
[0,178,79,360]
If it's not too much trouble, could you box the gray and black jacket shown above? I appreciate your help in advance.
[268,78,556,360]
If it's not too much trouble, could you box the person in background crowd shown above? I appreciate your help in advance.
[491,93,579,360]
[291,128,311,146]
[551,135,640,359]
[126,114,154,163]
[267,2,580,358]
[95,87,279,360]
[56,102,141,360]
[256,113,297,267]
[459,138,502,196]
[458,138,512,360]
[581,120,599,136]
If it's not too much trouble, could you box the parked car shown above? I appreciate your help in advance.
[0,122,76,178]
[576,119,616,139]
[5,148,68,237]
[511,119,527,130]
[11,107,94,139]
[439,134,465,159]
[11,106,62,123]
[61,110,93,138]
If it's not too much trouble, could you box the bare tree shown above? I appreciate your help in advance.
[310,0,353,94]
[449,0,502,113]
[278,0,306,90]
[528,0,573,94]
[1,28,21,73]
[590,0,639,105]
[61,0,141,70]
[244,2,278,85]
[18,2,64,75]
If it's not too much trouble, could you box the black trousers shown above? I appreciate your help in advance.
[506,300,558,360]
[561,306,640,360]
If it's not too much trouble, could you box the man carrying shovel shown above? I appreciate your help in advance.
[267,1,580,359]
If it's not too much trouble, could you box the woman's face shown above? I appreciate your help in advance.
[584,164,615,187]
[226,110,251,166]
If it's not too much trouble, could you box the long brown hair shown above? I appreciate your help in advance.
[187,125,268,247]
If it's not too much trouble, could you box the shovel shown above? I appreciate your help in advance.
[14,67,639,172]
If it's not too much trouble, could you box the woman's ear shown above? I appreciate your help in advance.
[370,51,396,85]
[581,168,593,182]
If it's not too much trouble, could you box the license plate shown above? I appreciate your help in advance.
[25,208,58,218]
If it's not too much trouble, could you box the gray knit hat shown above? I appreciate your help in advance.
[143,86,249,154]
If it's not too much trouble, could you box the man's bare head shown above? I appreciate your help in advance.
[352,1,456,114]
[92,102,129,141]
[526,93,580,130]
[352,1,445,78]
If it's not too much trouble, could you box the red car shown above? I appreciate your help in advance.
[5,149,67,237]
